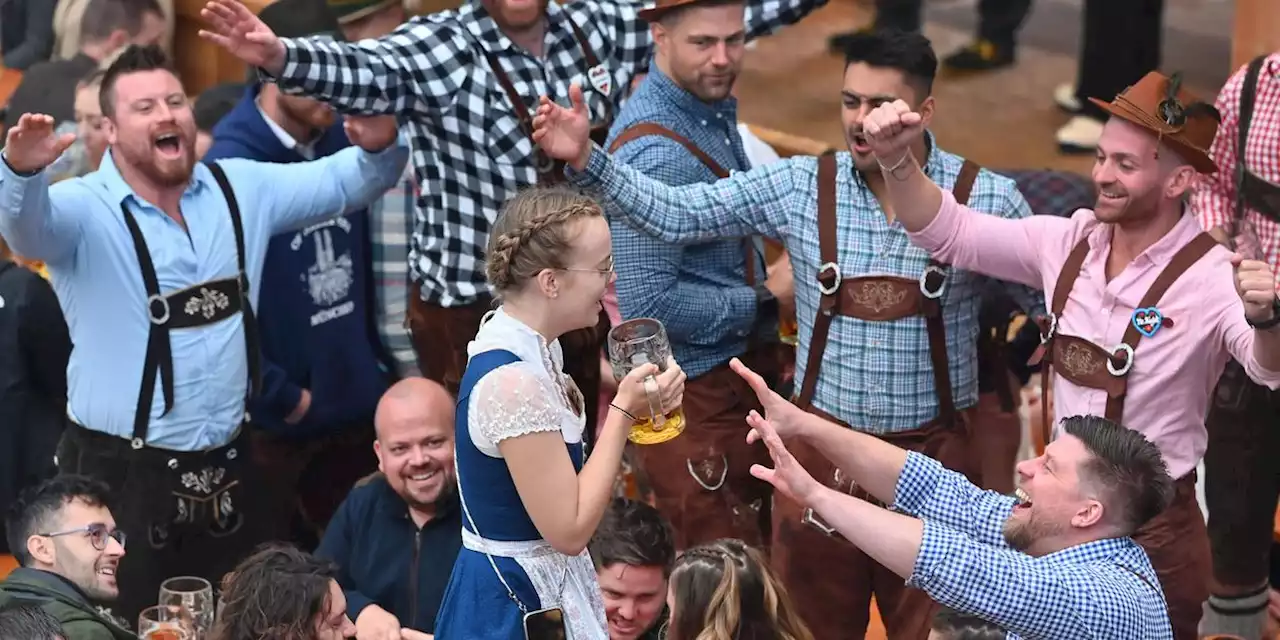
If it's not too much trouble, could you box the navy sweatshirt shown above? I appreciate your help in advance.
[316,474,462,632]
[204,85,389,438]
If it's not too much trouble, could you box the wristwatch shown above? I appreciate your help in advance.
[1248,297,1280,330]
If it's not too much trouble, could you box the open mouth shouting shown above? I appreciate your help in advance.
[1014,488,1033,512]
[153,132,184,160]
[851,131,872,154]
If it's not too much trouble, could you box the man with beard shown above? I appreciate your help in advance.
[732,356,1176,638]
[0,476,134,640]
[862,70,1280,640]
[530,29,1043,638]
[601,0,792,550]
[0,44,408,625]
[316,377,460,639]
[196,0,823,428]
[204,0,393,549]
[1192,51,1280,640]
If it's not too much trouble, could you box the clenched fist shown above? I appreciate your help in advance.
[1233,253,1280,325]
[861,99,926,170]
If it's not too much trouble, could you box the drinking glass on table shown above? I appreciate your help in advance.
[158,576,214,637]
[138,604,196,640]
[607,318,686,445]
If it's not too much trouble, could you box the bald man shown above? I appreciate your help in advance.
[316,377,460,638]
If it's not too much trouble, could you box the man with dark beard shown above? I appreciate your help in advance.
[731,357,1176,639]
[0,44,408,626]
[0,476,133,640]
[864,71,1280,640]
[316,377,460,639]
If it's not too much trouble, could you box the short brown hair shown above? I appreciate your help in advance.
[1061,415,1174,534]
[99,44,180,118]
[484,186,603,295]
[210,544,339,640]
[589,498,676,576]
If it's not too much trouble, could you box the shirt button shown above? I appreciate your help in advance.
[725,138,732,145]
[701,119,708,126]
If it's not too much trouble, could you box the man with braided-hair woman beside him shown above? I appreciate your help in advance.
[434,186,687,639]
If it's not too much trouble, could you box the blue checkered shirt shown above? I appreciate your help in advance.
[369,162,421,379]
[605,67,770,379]
[893,452,1174,639]
[269,0,824,307]
[569,139,1045,432]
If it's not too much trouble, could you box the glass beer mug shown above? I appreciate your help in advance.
[607,318,685,445]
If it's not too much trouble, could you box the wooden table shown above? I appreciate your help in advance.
[172,0,274,96]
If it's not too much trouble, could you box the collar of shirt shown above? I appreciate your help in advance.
[96,150,210,209]
[1039,536,1140,567]
[1083,209,1202,272]
[255,99,317,160]
[645,65,738,126]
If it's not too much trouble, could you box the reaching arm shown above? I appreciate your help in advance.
[611,138,758,343]
[480,365,632,555]
[212,140,409,235]
[743,0,829,40]
[988,184,1048,317]
[3,1,55,70]
[269,19,471,117]
[568,145,799,244]
[0,159,88,265]
[1219,298,1280,388]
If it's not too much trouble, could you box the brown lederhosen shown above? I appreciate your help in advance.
[606,123,784,549]
[1031,231,1217,640]
[772,152,980,640]
[1205,55,1280,596]
[409,19,612,431]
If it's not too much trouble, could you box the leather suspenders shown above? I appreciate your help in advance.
[607,122,764,290]
[119,162,261,449]
[1030,232,1218,453]
[1235,55,1280,222]
[796,152,979,429]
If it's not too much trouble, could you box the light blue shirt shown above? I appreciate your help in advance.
[0,142,410,451]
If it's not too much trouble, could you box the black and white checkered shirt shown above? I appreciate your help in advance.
[270,0,823,307]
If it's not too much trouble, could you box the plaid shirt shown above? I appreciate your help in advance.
[606,66,768,379]
[1193,52,1280,291]
[271,0,824,307]
[369,161,422,379]
[569,138,1045,432]
[894,453,1173,639]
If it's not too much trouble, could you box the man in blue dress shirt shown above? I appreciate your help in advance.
[0,44,408,625]
[732,358,1176,639]
[601,0,792,551]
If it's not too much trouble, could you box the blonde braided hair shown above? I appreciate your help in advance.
[485,186,604,295]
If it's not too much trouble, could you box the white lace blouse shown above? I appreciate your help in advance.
[465,307,587,457]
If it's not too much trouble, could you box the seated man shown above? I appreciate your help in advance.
[0,603,67,640]
[316,378,460,638]
[0,476,133,640]
[212,544,362,640]
[589,498,676,640]
[731,358,1176,639]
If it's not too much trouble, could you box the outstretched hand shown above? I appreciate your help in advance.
[748,408,823,506]
[3,114,76,174]
[729,357,807,444]
[531,84,592,171]
[199,0,286,75]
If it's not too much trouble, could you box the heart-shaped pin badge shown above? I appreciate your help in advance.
[587,64,611,98]
[1132,307,1163,338]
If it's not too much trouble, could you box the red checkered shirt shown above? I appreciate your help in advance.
[1194,52,1280,291]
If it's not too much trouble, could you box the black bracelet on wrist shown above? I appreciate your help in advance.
[1248,298,1280,330]
[609,403,636,421]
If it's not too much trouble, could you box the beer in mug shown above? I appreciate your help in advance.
[607,318,685,445]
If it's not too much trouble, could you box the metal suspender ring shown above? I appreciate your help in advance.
[817,262,842,295]
[1040,312,1058,344]
[1106,343,1135,376]
[130,437,145,450]
[147,295,170,325]
[919,265,947,299]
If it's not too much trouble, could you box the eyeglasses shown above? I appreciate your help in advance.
[39,523,126,551]
[560,255,615,277]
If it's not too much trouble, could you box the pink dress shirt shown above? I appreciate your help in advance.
[909,191,1280,479]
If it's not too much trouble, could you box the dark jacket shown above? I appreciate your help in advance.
[204,85,390,438]
[316,474,462,633]
[0,568,136,640]
[0,0,56,70]
[0,261,70,553]
[3,53,98,130]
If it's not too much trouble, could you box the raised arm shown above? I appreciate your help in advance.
[200,0,466,117]
[211,118,409,235]
[482,361,684,556]
[0,114,86,265]
[1218,261,1280,386]
[743,0,828,40]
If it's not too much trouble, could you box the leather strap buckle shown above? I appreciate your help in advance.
[1106,343,1135,376]
[817,262,841,296]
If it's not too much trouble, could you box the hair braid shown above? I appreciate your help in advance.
[485,187,603,293]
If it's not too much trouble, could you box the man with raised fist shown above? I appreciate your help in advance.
[0,43,408,626]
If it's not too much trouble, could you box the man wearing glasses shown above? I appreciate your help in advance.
[0,476,134,640]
